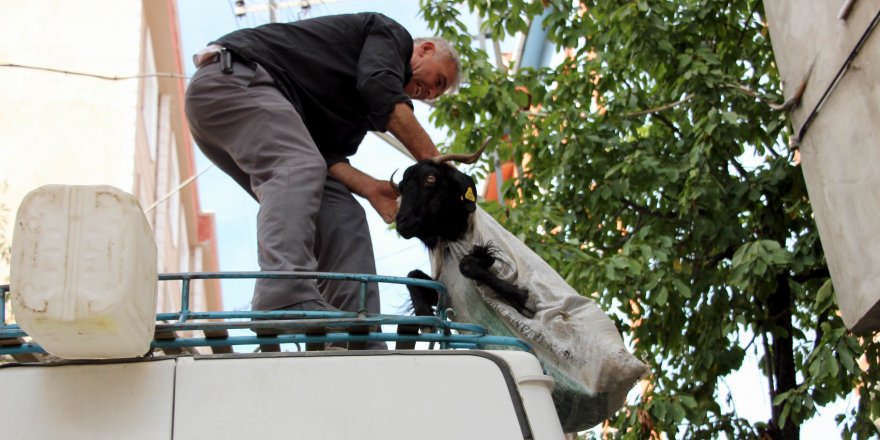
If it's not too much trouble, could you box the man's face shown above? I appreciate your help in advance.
[405,42,457,100]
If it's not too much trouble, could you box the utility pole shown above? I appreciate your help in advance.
[234,0,337,23]
[476,14,506,206]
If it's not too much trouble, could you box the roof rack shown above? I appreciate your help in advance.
[0,271,531,360]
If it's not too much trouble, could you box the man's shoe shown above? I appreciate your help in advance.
[251,299,339,339]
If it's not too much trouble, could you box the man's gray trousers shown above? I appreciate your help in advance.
[184,59,381,319]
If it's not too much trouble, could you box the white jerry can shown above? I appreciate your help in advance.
[10,185,158,359]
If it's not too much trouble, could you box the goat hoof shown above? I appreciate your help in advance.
[407,269,432,280]
[468,245,497,268]
[459,256,487,278]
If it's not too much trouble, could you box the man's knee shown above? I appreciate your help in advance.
[286,153,328,182]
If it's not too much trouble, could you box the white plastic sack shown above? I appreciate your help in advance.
[431,207,649,432]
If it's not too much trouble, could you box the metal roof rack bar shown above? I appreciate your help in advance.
[0,271,532,358]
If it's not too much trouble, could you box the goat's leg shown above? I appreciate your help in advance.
[459,245,535,318]
[405,269,439,317]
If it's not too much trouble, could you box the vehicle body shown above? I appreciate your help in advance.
[0,272,565,439]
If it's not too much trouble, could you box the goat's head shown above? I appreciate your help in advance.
[395,140,488,249]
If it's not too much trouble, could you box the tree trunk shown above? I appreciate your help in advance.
[767,274,800,440]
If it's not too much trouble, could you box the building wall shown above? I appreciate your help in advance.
[764,1,880,331]
[0,1,141,199]
[0,0,221,317]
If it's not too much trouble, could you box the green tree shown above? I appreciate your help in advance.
[420,1,880,438]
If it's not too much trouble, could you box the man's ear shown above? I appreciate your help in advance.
[451,171,477,213]
[419,41,436,57]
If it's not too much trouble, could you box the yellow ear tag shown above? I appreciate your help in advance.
[464,187,476,202]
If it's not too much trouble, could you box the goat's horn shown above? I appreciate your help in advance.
[431,136,492,165]
[389,169,400,193]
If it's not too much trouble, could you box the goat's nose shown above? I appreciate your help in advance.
[396,211,416,227]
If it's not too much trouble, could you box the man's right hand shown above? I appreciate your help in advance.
[386,102,440,161]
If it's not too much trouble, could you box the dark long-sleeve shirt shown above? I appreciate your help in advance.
[215,13,414,166]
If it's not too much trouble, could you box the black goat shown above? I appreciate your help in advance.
[395,143,534,318]
[396,148,651,433]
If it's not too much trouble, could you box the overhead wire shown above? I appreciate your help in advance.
[0,59,205,214]
[144,164,215,214]
[790,7,880,148]
[0,63,188,80]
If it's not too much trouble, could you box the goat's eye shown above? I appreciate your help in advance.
[425,174,437,185]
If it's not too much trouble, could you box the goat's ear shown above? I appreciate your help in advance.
[452,172,478,213]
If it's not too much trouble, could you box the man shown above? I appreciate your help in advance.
[184,13,459,344]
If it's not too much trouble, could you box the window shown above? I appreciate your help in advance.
[142,28,159,162]
[169,136,181,248]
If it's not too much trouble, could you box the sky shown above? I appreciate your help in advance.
[174,1,850,437]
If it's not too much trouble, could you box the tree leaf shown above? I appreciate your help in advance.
[815,279,834,312]
[672,278,692,298]
[655,287,669,306]
[680,395,698,409]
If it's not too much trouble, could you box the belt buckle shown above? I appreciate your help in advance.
[192,44,224,69]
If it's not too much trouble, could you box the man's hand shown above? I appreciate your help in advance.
[328,162,401,224]
[386,102,440,161]
[366,179,401,224]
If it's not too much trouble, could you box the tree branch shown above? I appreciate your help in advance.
[622,197,678,220]
[729,158,750,180]
[622,94,695,118]
[725,77,810,112]
[813,309,829,352]
[791,267,830,283]
[734,0,761,51]
[705,245,737,269]
[761,329,775,393]
[652,113,683,138]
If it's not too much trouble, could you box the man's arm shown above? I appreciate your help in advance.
[386,102,440,161]
[328,161,400,224]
